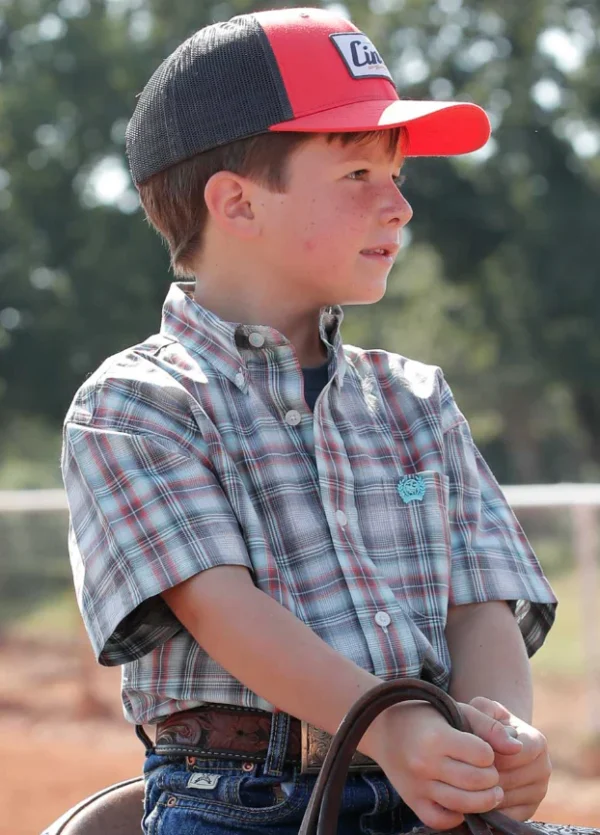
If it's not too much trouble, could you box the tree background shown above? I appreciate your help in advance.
[0,0,599,488]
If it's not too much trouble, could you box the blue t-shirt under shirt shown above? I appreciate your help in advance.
[302,360,329,411]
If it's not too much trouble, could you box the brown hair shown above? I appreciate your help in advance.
[137,128,407,278]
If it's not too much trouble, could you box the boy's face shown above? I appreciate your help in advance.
[256,133,412,308]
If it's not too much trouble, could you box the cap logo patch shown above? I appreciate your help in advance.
[330,32,393,82]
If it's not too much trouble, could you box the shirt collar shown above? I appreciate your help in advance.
[160,282,348,391]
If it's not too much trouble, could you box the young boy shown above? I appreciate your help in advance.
[61,7,557,835]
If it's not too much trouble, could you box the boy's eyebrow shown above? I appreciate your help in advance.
[336,152,406,172]
[333,142,405,168]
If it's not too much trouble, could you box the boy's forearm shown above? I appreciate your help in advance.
[161,565,389,758]
[445,600,533,722]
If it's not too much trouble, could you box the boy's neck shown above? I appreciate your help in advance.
[191,277,330,369]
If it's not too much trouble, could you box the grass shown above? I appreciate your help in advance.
[9,588,83,639]
[531,571,588,677]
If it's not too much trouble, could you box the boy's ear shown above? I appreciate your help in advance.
[203,171,259,239]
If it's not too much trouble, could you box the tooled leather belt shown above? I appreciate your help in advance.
[154,703,380,774]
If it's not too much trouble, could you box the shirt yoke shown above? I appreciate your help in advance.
[66,334,462,443]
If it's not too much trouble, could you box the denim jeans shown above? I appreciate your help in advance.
[142,751,422,835]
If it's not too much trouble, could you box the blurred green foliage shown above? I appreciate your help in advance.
[0,0,599,485]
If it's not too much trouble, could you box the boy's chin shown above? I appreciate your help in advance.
[340,284,388,306]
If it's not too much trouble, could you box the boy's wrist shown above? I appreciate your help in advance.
[358,701,419,762]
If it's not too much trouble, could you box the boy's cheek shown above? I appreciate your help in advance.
[298,227,343,257]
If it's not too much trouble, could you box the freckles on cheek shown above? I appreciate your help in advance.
[338,193,369,232]
[301,232,330,256]
[299,217,328,253]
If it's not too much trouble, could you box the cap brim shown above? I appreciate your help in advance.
[270,99,491,156]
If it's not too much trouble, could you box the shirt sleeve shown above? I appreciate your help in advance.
[62,423,252,666]
[441,378,557,658]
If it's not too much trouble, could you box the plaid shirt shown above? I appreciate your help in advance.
[61,282,556,725]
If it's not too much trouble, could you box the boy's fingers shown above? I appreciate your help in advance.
[430,781,504,814]
[495,730,549,771]
[499,781,545,809]
[499,760,543,790]
[445,724,496,767]
[438,757,499,791]
[499,805,539,822]
[416,801,465,831]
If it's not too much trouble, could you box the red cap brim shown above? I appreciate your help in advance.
[270,99,491,156]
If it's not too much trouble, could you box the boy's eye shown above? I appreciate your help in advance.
[347,170,407,189]
[347,169,369,180]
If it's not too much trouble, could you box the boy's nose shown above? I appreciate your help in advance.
[382,191,413,229]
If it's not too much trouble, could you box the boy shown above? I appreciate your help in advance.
[61,8,557,835]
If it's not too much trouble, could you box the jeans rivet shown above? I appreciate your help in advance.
[242,762,254,772]
[167,796,177,807]
[186,756,196,766]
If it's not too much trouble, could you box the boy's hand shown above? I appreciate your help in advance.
[468,696,552,822]
[368,700,523,831]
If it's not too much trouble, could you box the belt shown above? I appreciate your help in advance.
[154,703,380,774]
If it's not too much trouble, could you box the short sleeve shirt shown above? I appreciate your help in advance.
[61,282,557,725]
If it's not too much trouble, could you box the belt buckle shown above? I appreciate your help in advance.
[300,721,381,774]
[300,721,331,774]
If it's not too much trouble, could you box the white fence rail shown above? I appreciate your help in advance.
[1,484,599,733]
[3,483,600,512]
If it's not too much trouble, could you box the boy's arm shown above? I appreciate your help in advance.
[445,600,533,722]
[161,563,388,757]
[161,566,515,761]
[446,600,552,821]
[162,564,521,829]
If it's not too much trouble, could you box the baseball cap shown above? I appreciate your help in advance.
[126,7,491,186]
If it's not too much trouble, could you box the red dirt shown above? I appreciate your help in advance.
[0,637,598,835]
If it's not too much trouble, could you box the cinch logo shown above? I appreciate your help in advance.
[330,32,393,82]
[350,40,384,68]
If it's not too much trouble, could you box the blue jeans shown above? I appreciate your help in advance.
[142,753,422,834]
[140,704,423,835]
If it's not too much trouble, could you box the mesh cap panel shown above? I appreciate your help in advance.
[125,15,293,185]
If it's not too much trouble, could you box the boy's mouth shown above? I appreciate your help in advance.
[360,244,399,262]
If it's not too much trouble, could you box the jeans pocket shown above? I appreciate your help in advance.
[359,773,422,835]
[236,770,300,811]
[144,758,307,831]
[142,799,164,835]
[184,758,301,811]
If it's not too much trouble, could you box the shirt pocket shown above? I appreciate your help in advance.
[365,470,452,622]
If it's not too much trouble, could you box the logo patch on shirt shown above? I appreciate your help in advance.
[330,33,394,82]
[397,474,426,503]
[186,773,221,790]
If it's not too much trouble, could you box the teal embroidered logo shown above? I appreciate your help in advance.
[397,474,426,503]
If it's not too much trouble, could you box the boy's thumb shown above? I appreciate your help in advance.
[461,702,523,755]
[468,696,512,721]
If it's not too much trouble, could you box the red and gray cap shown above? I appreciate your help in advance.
[126,7,491,186]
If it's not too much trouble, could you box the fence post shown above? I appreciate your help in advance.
[571,503,600,737]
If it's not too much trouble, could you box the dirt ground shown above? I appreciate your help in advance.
[1,637,599,835]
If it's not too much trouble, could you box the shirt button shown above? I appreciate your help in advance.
[374,611,391,628]
[235,372,245,387]
[285,410,301,426]
[335,509,348,527]
[249,332,265,348]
